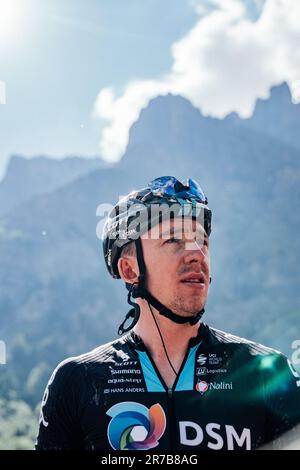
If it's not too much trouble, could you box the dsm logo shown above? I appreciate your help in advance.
[106,401,166,450]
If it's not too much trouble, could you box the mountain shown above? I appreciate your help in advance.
[0,166,130,406]
[225,82,300,151]
[0,155,108,217]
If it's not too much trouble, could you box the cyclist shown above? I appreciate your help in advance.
[36,175,300,450]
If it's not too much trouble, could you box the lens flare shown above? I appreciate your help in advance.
[0,0,22,36]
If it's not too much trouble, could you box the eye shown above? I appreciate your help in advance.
[165,238,181,244]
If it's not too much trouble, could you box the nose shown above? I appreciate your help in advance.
[183,240,209,265]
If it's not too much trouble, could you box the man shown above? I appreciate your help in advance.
[36,175,300,450]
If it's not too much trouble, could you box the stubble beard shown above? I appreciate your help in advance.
[168,291,207,317]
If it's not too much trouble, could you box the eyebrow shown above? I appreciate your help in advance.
[159,226,209,241]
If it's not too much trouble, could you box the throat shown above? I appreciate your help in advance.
[150,350,185,389]
[159,368,177,390]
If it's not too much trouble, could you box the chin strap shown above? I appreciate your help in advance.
[136,283,205,325]
[118,238,211,335]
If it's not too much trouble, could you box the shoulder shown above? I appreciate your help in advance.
[206,326,298,386]
[208,326,284,360]
[48,334,133,384]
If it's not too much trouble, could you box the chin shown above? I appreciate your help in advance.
[176,303,205,316]
[186,300,206,313]
[170,293,207,316]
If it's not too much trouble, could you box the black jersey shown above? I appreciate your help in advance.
[36,323,300,450]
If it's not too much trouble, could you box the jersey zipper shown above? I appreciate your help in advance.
[167,343,196,450]
[167,387,176,450]
[139,340,196,450]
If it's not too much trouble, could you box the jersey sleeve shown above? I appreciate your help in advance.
[263,352,300,446]
[35,359,84,450]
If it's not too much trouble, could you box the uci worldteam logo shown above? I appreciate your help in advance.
[106,401,166,450]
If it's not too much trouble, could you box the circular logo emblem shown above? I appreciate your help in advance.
[196,380,209,393]
[106,401,166,450]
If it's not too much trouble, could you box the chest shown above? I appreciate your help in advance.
[79,347,266,450]
[152,354,186,389]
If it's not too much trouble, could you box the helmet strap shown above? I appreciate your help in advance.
[118,283,141,335]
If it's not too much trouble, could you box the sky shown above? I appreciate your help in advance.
[0,0,299,180]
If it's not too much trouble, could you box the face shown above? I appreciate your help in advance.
[141,217,211,317]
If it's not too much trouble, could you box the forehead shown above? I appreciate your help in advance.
[142,217,208,240]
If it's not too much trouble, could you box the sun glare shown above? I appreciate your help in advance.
[0,0,22,36]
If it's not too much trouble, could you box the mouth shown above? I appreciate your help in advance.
[180,273,206,288]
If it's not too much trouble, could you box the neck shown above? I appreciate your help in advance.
[133,300,201,358]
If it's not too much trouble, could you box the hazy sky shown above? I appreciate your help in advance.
[0,0,299,180]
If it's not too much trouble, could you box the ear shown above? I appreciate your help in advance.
[118,256,139,283]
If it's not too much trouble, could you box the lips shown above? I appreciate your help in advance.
[180,273,206,284]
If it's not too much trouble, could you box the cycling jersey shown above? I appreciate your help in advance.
[36,323,300,450]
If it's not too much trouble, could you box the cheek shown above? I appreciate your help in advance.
[147,253,176,284]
